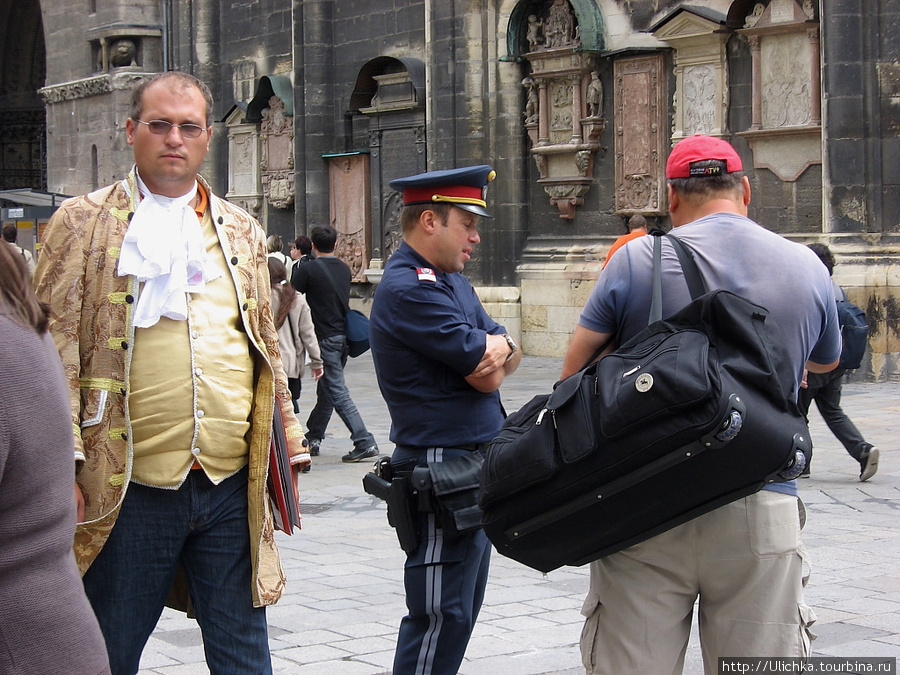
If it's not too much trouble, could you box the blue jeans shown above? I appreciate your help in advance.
[82,466,272,675]
[306,334,376,450]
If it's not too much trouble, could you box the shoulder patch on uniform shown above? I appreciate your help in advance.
[416,267,436,282]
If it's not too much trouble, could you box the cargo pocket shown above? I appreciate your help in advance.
[747,491,800,558]
[799,601,817,654]
[579,590,602,673]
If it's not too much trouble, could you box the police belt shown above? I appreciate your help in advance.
[362,447,485,552]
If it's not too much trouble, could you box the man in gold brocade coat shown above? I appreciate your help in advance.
[34,71,308,675]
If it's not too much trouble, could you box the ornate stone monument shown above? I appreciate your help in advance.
[519,0,605,219]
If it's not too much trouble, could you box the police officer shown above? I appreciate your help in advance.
[369,165,521,674]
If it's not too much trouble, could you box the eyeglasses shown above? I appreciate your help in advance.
[134,119,208,139]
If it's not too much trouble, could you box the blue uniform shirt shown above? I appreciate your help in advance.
[370,241,507,447]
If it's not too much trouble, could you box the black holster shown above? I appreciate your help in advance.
[410,452,484,539]
[363,453,485,552]
[363,457,420,552]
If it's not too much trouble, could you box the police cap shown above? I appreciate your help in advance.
[389,165,496,218]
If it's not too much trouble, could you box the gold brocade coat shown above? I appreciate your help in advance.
[33,173,307,608]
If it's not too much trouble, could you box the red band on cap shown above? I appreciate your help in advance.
[402,184,484,205]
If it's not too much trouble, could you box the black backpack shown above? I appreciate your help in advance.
[836,291,868,370]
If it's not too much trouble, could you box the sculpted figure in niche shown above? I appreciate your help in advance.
[110,39,137,68]
[587,71,603,118]
[545,0,575,48]
[522,76,539,124]
[744,3,765,28]
[526,14,544,51]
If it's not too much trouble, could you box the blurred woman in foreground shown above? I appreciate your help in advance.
[0,243,111,674]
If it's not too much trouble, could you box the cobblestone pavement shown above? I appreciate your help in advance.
[137,353,900,673]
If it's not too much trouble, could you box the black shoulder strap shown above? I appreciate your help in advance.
[666,234,706,300]
[316,258,350,315]
[650,231,708,325]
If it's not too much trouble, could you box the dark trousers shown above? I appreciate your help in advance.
[82,467,271,675]
[798,368,868,463]
[287,376,302,413]
[391,445,491,675]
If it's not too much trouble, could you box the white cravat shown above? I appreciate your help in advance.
[117,172,222,328]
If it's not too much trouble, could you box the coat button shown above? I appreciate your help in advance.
[242,302,249,311]
[120,432,128,440]
[125,294,134,303]
[127,212,134,221]
[121,341,128,350]
[231,256,239,265]
[218,216,224,224]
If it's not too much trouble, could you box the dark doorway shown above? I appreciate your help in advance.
[0,2,47,191]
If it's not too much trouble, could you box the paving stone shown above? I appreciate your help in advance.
[134,359,900,673]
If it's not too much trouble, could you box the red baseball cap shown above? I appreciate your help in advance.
[665,134,742,179]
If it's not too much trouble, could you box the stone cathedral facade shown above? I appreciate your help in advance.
[9,0,899,377]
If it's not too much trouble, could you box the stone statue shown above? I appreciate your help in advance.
[526,14,544,51]
[545,0,575,49]
[522,76,538,124]
[586,71,603,118]
[110,39,137,68]
[744,3,765,28]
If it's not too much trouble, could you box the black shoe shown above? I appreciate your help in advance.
[342,446,379,463]
[301,464,311,473]
[307,439,321,457]
[859,446,879,482]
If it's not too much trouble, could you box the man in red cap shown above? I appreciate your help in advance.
[563,135,840,672]
[370,165,521,674]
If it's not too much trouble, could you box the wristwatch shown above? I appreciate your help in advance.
[503,334,518,362]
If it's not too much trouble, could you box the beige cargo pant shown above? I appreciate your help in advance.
[580,490,814,674]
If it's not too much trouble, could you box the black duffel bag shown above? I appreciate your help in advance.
[479,233,811,573]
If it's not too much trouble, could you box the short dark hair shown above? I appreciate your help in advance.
[668,160,744,202]
[2,224,17,242]
[807,242,836,276]
[399,203,452,233]
[310,225,337,253]
[294,235,312,255]
[627,214,648,233]
[130,71,214,127]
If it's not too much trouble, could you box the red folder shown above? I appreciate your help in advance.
[268,399,302,535]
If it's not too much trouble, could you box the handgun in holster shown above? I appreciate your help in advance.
[362,457,421,553]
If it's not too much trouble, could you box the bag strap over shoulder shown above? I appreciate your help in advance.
[649,230,707,325]
[316,258,351,315]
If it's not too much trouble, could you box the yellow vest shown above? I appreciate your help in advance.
[128,207,255,487]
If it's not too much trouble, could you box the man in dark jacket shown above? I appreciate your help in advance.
[292,224,378,462]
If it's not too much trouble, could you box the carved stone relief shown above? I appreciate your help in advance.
[519,0,606,219]
[737,0,821,182]
[260,96,295,209]
[761,33,812,128]
[39,75,111,103]
[683,64,717,135]
[614,54,666,215]
[650,7,729,142]
[328,154,370,282]
[225,105,263,219]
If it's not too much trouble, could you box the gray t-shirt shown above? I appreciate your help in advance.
[580,213,841,498]
[581,212,841,392]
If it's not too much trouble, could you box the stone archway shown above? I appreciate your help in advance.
[0,1,47,191]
